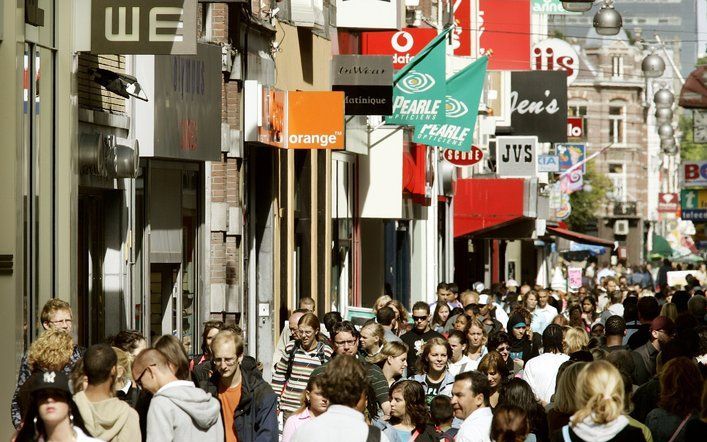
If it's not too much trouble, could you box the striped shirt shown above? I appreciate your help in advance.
[271,340,333,413]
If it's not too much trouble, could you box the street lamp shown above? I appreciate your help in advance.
[658,123,674,139]
[641,52,666,78]
[593,0,622,36]
[655,107,673,123]
[661,138,678,155]
[562,0,594,12]
[654,88,675,109]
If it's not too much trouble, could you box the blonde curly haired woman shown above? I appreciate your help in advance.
[551,360,648,442]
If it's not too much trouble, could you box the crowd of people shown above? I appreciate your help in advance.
[8,258,707,442]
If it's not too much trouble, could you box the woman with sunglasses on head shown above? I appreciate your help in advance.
[378,380,451,442]
[16,371,101,442]
[488,331,515,375]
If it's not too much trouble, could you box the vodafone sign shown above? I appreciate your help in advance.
[531,38,579,85]
[362,28,437,70]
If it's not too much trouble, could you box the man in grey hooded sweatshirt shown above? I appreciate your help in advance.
[133,348,224,441]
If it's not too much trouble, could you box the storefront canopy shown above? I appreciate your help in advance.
[545,226,614,248]
[454,178,529,238]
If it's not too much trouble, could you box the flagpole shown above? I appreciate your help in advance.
[559,143,614,176]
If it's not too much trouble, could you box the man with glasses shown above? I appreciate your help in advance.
[132,348,223,441]
[199,330,277,441]
[631,315,674,385]
[401,301,443,375]
[11,299,86,428]
[311,321,391,418]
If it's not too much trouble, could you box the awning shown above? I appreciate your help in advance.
[650,234,673,258]
[546,226,614,247]
[454,178,529,238]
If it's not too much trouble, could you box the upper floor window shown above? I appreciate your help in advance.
[609,104,626,145]
[612,56,624,79]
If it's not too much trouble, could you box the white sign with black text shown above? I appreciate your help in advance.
[496,136,538,178]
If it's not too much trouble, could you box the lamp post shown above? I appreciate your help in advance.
[654,87,675,109]
[655,107,673,124]
[593,0,622,36]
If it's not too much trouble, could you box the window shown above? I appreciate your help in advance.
[608,105,626,145]
[607,163,627,202]
[612,56,624,79]
[568,104,587,118]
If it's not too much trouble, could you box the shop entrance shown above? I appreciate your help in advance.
[149,263,182,340]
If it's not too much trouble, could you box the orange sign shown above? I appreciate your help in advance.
[259,88,286,148]
[287,91,345,149]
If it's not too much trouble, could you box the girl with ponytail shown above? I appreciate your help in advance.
[551,360,648,442]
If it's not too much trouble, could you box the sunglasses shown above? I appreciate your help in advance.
[412,316,428,322]
[135,364,157,388]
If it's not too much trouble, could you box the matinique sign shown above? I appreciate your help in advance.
[496,136,538,178]
[332,55,393,115]
[91,0,197,55]
[510,71,568,143]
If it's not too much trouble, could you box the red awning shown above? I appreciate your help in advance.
[454,178,527,238]
[546,226,614,247]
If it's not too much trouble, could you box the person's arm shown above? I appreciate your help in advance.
[255,389,279,442]
[145,398,174,442]
[11,354,30,428]
[270,342,292,397]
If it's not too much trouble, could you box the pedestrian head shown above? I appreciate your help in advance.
[323,311,343,336]
[40,299,73,333]
[15,371,90,442]
[523,291,538,311]
[688,295,707,320]
[295,374,328,417]
[331,321,360,356]
[411,301,431,332]
[131,349,175,394]
[431,302,451,328]
[83,343,117,386]
[375,306,396,327]
[429,395,454,427]
[605,315,626,338]
[659,357,702,418]
[389,380,429,427]
[563,327,589,354]
[553,361,587,415]
[200,320,224,358]
[416,337,450,375]
[451,370,490,420]
[210,330,245,381]
[466,318,487,350]
[490,405,530,442]
[359,322,385,355]
[571,360,625,426]
[543,324,565,354]
[637,296,660,323]
[28,329,73,373]
[507,311,527,341]
[153,334,191,381]
[299,296,316,312]
[288,308,309,341]
[297,312,321,349]
[373,295,393,314]
[498,378,538,412]
[368,341,407,378]
[447,330,468,363]
[478,351,509,391]
[110,330,147,359]
[113,347,132,391]
[488,331,511,362]
[320,355,368,410]
[453,313,471,333]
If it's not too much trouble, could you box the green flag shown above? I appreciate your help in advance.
[387,27,452,126]
[413,56,488,152]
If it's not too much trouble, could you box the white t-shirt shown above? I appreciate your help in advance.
[448,355,476,377]
[292,405,391,442]
[522,352,570,404]
[456,407,493,442]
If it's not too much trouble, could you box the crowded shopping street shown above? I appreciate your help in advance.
[2,0,707,441]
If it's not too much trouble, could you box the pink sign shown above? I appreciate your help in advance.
[568,267,582,289]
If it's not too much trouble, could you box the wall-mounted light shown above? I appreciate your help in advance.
[89,68,148,102]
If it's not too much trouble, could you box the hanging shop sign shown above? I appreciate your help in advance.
[90,0,197,54]
[567,117,584,138]
[657,193,680,213]
[443,146,484,167]
[451,0,471,56]
[510,71,568,143]
[555,193,572,220]
[532,0,581,15]
[496,136,538,178]
[135,43,221,161]
[557,143,585,173]
[335,0,402,30]
[362,28,438,70]
[332,55,393,115]
[561,170,583,194]
[681,189,707,221]
[568,267,583,289]
[471,0,531,70]
[287,91,345,149]
[538,154,560,172]
[681,161,707,188]
[531,38,579,85]
[413,56,488,151]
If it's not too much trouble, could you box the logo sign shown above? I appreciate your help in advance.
[567,117,584,138]
[531,38,579,85]
[288,91,345,149]
[335,0,402,30]
[538,154,560,172]
[332,55,393,115]
[452,0,471,56]
[568,267,582,289]
[555,193,572,220]
[561,170,583,194]
[259,87,286,149]
[658,193,680,213]
[510,71,568,143]
[91,0,197,55]
[443,146,484,167]
[557,143,585,173]
[362,28,437,70]
[532,0,581,15]
[472,0,531,70]
[681,161,707,188]
[681,189,707,221]
[496,136,538,178]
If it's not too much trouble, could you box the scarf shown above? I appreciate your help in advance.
[570,414,628,442]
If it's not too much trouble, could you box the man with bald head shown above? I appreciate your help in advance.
[132,349,223,441]
[272,308,309,375]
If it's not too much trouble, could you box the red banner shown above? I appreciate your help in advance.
[362,28,438,70]
[452,0,471,56]
[474,0,531,70]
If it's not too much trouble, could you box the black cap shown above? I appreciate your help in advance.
[26,371,72,395]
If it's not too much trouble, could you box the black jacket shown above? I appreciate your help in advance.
[199,361,278,442]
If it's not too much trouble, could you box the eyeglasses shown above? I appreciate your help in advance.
[135,364,156,388]
[298,329,315,337]
[412,316,428,322]
[213,357,238,366]
[334,339,357,348]
[496,345,510,352]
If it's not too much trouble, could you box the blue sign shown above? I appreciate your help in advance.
[538,154,560,172]
[682,210,707,221]
[556,143,585,173]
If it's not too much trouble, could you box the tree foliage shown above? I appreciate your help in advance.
[679,112,707,161]
[566,163,612,233]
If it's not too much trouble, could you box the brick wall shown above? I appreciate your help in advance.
[77,54,126,113]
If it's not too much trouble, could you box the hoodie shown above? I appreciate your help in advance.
[147,380,224,442]
[73,391,141,441]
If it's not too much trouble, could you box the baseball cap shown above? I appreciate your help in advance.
[473,282,485,293]
[26,371,72,395]
[650,316,675,334]
[478,294,490,305]
[506,279,519,288]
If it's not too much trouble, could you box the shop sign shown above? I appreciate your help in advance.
[567,117,584,138]
[331,55,393,115]
[681,189,707,221]
[335,0,402,30]
[658,193,680,213]
[287,91,345,149]
[443,146,484,167]
[91,0,197,55]
[136,43,221,161]
[451,0,471,56]
[259,87,286,148]
[532,0,581,15]
[361,28,438,70]
[561,170,583,194]
[531,38,579,85]
[557,143,585,173]
[555,193,572,220]
[496,136,538,178]
[471,0,531,70]
[568,267,582,289]
[510,71,568,143]
[681,161,707,187]
[538,154,560,172]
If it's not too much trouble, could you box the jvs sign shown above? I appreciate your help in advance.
[496,136,538,178]
[91,0,197,55]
